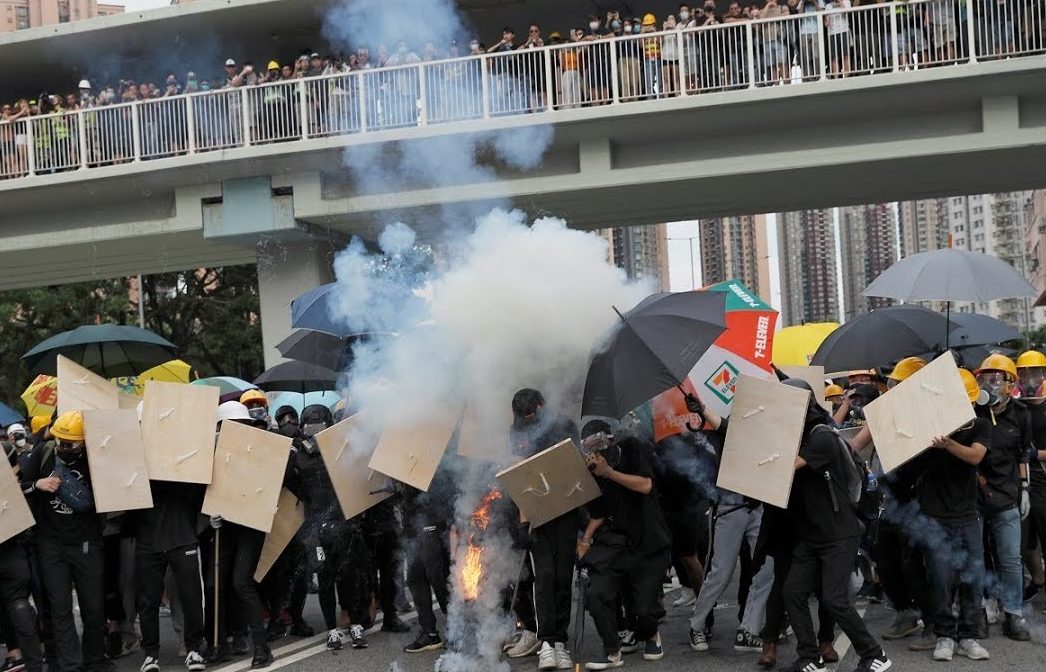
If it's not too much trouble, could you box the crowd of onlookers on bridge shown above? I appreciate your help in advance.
[1,0,1044,180]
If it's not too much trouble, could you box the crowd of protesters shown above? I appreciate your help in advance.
[0,349,1045,671]
[2,0,1044,180]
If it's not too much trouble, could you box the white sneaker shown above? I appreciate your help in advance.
[507,630,540,658]
[554,642,572,670]
[503,631,522,653]
[140,656,160,672]
[957,638,989,660]
[184,650,205,672]
[585,651,624,670]
[984,599,1000,625]
[672,587,697,608]
[933,637,955,661]
[326,628,342,650]
[538,642,556,670]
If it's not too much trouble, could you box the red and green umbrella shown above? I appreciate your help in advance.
[652,279,778,441]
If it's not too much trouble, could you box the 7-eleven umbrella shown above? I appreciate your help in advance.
[21,374,58,419]
[651,279,778,442]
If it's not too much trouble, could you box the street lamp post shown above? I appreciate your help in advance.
[669,236,699,290]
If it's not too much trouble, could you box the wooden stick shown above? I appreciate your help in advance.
[213,527,220,649]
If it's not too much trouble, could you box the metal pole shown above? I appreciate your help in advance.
[137,275,146,328]
[689,238,696,289]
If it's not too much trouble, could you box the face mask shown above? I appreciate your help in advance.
[680,11,691,20]
[301,423,327,438]
[12,437,26,448]
[590,22,600,30]
[56,442,84,462]
[633,25,643,33]
[248,407,268,421]
[276,423,298,437]
[612,20,622,29]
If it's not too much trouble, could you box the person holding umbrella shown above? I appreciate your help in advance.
[973,354,1032,641]
[1016,350,1046,600]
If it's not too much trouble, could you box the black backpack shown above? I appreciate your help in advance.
[810,425,883,523]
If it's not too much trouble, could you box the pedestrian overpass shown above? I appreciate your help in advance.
[1,0,1045,363]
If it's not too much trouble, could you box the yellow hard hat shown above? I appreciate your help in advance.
[824,384,844,399]
[51,411,85,443]
[30,416,51,434]
[958,369,981,403]
[1016,350,1046,369]
[888,356,927,382]
[267,60,280,71]
[642,13,657,25]
[239,389,269,407]
[976,353,1018,380]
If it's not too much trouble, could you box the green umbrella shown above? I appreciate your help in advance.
[22,324,178,379]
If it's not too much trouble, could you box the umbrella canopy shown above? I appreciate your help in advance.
[22,324,178,378]
[254,361,341,394]
[945,313,1021,349]
[582,290,727,419]
[811,305,956,374]
[191,376,255,397]
[21,374,58,419]
[0,402,23,428]
[772,322,839,366]
[275,330,394,371]
[863,248,1037,303]
[290,284,348,336]
[266,391,342,416]
[111,359,194,396]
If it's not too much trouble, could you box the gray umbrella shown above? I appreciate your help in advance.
[945,313,1021,349]
[863,248,1036,302]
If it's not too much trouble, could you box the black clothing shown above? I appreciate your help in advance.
[20,445,102,544]
[586,548,669,654]
[136,544,205,657]
[788,426,861,543]
[37,536,107,672]
[405,528,450,634]
[132,482,205,553]
[914,417,991,522]
[978,402,1030,512]
[530,515,576,644]
[874,520,931,617]
[0,540,43,672]
[215,524,266,647]
[295,449,339,523]
[1027,401,1046,504]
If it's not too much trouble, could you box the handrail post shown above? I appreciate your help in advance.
[185,95,196,154]
[77,110,88,169]
[131,103,142,161]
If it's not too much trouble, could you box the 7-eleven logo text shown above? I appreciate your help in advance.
[704,361,740,405]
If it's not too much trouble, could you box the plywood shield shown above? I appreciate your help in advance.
[0,463,35,545]
[716,375,809,509]
[201,421,291,533]
[368,403,460,492]
[495,439,599,528]
[141,381,219,484]
[315,414,392,521]
[253,488,305,581]
[82,409,154,513]
[57,355,119,415]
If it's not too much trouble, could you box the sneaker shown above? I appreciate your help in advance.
[854,650,891,672]
[250,645,273,669]
[381,618,411,634]
[734,628,762,652]
[107,633,125,660]
[507,630,540,658]
[984,599,1000,625]
[1,657,25,672]
[584,652,624,670]
[185,651,206,672]
[618,630,640,654]
[1024,582,1044,602]
[502,631,522,653]
[554,642,572,670]
[781,659,826,672]
[231,635,250,656]
[957,638,989,660]
[348,624,368,649]
[933,637,955,661]
[757,641,777,668]
[1003,613,1030,641]
[266,619,286,642]
[818,640,839,663]
[204,645,229,664]
[326,628,343,650]
[403,631,443,653]
[140,657,160,672]
[856,582,884,605]
[643,635,664,661]
[882,610,921,640]
[539,642,557,670]
[289,621,315,637]
[672,587,697,608]
[908,626,937,651]
[689,627,708,652]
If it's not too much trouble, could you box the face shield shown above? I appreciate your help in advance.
[976,370,1012,404]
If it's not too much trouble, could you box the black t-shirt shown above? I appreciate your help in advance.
[787,424,861,543]
[587,438,671,556]
[19,443,103,543]
[1026,401,1046,502]
[978,401,1031,513]
[132,481,206,553]
[913,416,991,522]
[652,433,716,512]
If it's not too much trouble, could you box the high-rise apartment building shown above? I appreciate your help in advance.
[777,210,839,326]
[0,0,122,32]
[698,215,771,300]
[839,204,897,320]
[598,225,671,291]
[898,198,949,257]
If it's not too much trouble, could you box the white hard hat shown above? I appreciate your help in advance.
[216,401,251,424]
[78,79,91,89]
[5,423,25,436]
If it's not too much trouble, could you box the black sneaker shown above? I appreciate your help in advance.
[1024,582,1044,602]
[0,657,25,672]
[105,632,124,660]
[618,630,639,654]
[1003,613,1031,642]
[642,636,664,661]
[854,651,891,672]
[266,619,286,642]
[781,658,827,672]
[734,628,763,652]
[289,620,314,637]
[382,618,411,633]
[231,635,250,656]
[204,645,229,665]
[348,624,368,649]
[250,645,273,669]
[404,632,444,653]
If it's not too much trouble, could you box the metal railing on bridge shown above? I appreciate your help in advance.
[1,0,1043,181]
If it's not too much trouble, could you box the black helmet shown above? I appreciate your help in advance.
[273,405,299,427]
[300,404,333,437]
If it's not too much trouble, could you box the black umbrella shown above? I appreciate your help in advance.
[582,291,727,419]
[22,324,178,378]
[944,313,1021,349]
[811,305,957,374]
[254,361,341,394]
[275,329,395,371]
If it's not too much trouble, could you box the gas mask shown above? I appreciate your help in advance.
[580,431,622,468]
[301,422,327,439]
[976,371,1012,406]
[56,440,84,463]
[10,434,26,449]
[1019,368,1046,399]
[247,406,269,422]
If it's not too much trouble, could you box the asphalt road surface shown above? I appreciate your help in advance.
[113,579,1046,672]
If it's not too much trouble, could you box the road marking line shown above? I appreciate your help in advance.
[831,606,868,663]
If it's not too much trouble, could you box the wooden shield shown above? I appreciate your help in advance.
[57,355,119,415]
[141,381,219,484]
[315,414,392,521]
[253,488,305,582]
[778,365,829,411]
[863,351,975,473]
[717,375,809,508]
[201,421,291,533]
[495,439,599,528]
[0,463,35,545]
[368,402,461,492]
[82,409,154,513]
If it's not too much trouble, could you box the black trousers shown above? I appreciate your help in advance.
[318,521,372,629]
[529,515,576,644]
[37,536,107,672]
[875,520,931,618]
[586,548,669,655]
[367,528,401,621]
[214,525,265,648]
[136,544,205,657]
[405,528,450,635]
[784,537,880,663]
[0,542,43,672]
[762,545,835,643]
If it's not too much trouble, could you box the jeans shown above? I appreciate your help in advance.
[982,506,1023,615]
[926,517,983,641]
